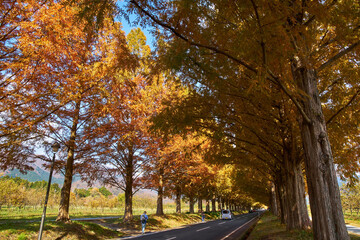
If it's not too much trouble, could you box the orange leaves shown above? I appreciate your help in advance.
[0,0,139,174]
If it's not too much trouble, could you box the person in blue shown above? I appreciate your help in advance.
[140,211,148,234]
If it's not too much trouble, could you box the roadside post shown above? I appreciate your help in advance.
[38,142,60,240]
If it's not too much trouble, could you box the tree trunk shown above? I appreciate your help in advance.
[292,64,349,240]
[218,197,222,210]
[211,196,216,212]
[206,200,210,212]
[270,182,278,216]
[198,197,203,212]
[156,167,164,216]
[123,152,134,222]
[56,100,81,222]
[189,195,195,213]
[275,175,286,224]
[274,184,281,217]
[175,185,181,213]
[283,150,310,230]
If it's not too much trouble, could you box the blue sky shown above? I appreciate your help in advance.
[116,1,155,49]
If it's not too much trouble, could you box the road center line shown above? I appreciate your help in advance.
[196,226,210,232]
[220,217,258,240]
[165,237,176,240]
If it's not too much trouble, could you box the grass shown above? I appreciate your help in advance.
[247,212,313,240]
[6,207,360,240]
[101,211,221,232]
[344,213,360,228]
[0,207,221,240]
[0,220,123,240]
[248,212,360,240]
[0,205,178,224]
[0,206,121,221]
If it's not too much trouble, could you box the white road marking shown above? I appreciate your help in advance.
[165,237,177,240]
[220,217,258,240]
[219,222,227,225]
[196,226,210,232]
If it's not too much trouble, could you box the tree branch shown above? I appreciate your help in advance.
[266,68,312,124]
[130,0,312,125]
[327,88,360,125]
[250,0,266,65]
[317,40,360,72]
[129,0,257,73]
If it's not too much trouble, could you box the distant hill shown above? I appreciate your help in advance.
[2,160,166,199]
[2,159,82,186]
[2,160,121,195]
[4,165,65,185]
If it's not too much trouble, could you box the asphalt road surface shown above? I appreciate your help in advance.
[120,212,262,240]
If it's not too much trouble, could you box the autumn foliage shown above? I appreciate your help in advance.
[1,1,360,239]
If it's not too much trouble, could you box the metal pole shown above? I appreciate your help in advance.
[38,152,56,240]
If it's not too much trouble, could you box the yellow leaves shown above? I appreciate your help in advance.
[127,28,151,58]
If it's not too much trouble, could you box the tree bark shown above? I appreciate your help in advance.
[270,182,278,216]
[283,150,310,230]
[275,175,286,224]
[274,184,281,217]
[198,197,203,212]
[175,185,181,213]
[211,196,216,212]
[123,151,134,222]
[292,64,349,240]
[156,166,164,216]
[206,200,210,212]
[189,195,195,213]
[56,100,81,222]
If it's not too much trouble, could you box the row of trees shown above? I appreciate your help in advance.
[0,176,144,211]
[85,1,357,240]
[0,176,61,209]
[0,173,257,215]
[1,1,359,239]
[0,0,262,226]
[341,183,360,216]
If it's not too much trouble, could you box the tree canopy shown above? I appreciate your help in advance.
[1,1,359,238]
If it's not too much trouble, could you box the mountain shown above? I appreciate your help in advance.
[2,158,81,186]
[4,166,64,185]
[2,160,120,195]
[2,160,172,200]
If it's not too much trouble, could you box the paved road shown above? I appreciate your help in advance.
[347,224,360,235]
[119,212,261,240]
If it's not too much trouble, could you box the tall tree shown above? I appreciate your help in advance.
[0,0,49,172]
[119,1,359,238]
[89,27,189,220]
[6,1,134,222]
[92,73,160,221]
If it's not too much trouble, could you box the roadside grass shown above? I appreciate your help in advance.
[100,211,221,233]
[345,213,360,228]
[0,207,121,222]
[0,210,221,239]
[247,212,313,240]
[0,205,177,224]
[248,212,360,240]
[0,220,123,240]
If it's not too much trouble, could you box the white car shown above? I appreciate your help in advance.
[221,209,232,220]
